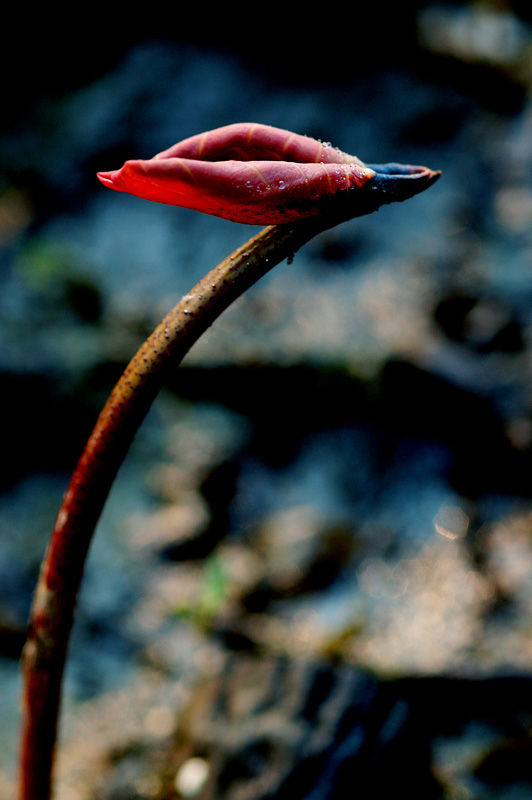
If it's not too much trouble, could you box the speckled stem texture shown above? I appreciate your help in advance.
[19,217,336,800]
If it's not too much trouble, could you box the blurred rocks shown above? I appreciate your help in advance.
[418,3,532,109]
[5,10,532,798]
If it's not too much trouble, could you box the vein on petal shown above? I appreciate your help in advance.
[321,163,334,193]
[248,163,271,190]
[314,142,325,163]
[293,163,310,184]
[197,132,210,158]
[245,123,259,145]
[344,165,352,189]
[175,158,197,180]
[281,132,297,154]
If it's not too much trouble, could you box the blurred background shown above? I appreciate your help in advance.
[3,1,532,796]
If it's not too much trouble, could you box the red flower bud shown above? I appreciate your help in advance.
[97,123,439,225]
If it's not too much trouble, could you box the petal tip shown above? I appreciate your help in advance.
[366,163,442,203]
[97,171,120,189]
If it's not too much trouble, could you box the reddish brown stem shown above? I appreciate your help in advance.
[19,155,441,798]
[19,218,334,800]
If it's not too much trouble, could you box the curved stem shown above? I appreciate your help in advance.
[18,217,336,800]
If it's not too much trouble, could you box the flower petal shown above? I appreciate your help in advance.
[97,123,439,224]
[98,157,375,224]
[153,122,365,167]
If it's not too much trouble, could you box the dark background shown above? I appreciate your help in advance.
[3,2,532,796]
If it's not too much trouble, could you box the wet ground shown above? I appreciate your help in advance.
[2,3,532,797]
